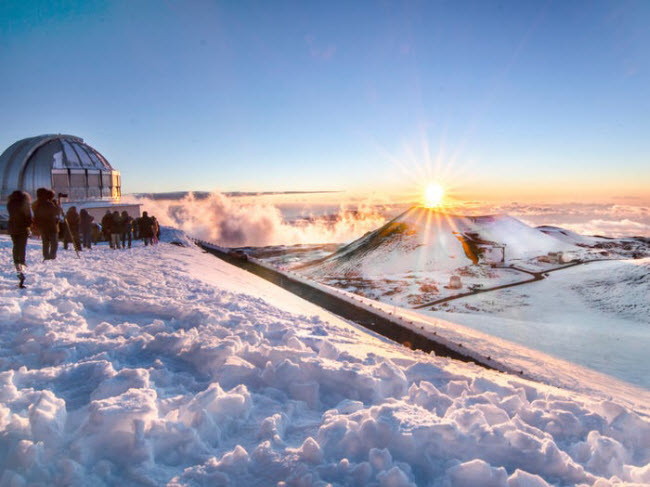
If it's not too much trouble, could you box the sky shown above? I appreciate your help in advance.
[0,0,649,202]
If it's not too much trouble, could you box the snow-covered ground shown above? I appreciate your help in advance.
[1,233,650,486]
[428,259,650,390]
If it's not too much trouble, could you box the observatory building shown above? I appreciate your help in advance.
[0,134,140,222]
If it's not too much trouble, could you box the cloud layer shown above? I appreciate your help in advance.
[125,192,649,246]
[124,192,391,246]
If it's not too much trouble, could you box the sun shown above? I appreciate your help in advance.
[423,183,445,208]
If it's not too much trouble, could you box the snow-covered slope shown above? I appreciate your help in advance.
[574,257,650,320]
[536,226,606,246]
[303,207,574,278]
[1,235,649,486]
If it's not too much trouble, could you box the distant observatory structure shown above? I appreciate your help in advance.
[0,134,140,222]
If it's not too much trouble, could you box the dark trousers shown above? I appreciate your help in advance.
[64,232,81,251]
[121,230,132,248]
[42,232,58,260]
[143,237,152,246]
[82,230,92,249]
[11,234,28,266]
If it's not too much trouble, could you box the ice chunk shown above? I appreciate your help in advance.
[369,447,393,471]
[91,368,150,400]
[507,469,550,487]
[28,390,66,445]
[296,437,323,464]
[377,465,415,487]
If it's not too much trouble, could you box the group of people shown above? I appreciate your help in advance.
[6,187,160,288]
[62,206,99,252]
[99,209,159,249]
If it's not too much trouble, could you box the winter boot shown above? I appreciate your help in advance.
[15,264,26,289]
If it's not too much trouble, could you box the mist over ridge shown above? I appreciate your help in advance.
[124,191,650,246]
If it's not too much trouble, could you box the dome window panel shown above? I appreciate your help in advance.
[51,170,69,193]
[70,170,88,199]
[94,151,111,169]
[70,170,87,187]
[101,172,112,189]
[71,143,94,167]
[86,149,104,169]
[87,171,101,187]
[62,140,81,167]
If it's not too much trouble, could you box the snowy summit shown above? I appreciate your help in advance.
[1,231,649,486]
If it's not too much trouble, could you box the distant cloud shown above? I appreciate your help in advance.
[555,219,650,237]
[443,200,650,237]
[449,200,650,238]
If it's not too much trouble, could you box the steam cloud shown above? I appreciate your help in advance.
[123,192,391,247]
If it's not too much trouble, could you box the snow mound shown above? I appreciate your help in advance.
[0,235,648,485]
[159,226,196,247]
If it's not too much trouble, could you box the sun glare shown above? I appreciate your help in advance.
[423,183,445,208]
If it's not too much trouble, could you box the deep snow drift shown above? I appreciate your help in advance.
[1,234,650,486]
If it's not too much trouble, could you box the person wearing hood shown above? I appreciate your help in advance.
[101,210,113,247]
[64,206,81,251]
[111,210,123,249]
[139,211,154,246]
[80,209,94,249]
[7,190,33,288]
[120,210,133,249]
[32,188,60,260]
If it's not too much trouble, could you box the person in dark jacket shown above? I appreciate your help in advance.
[33,188,60,260]
[139,211,154,246]
[30,188,46,237]
[63,206,81,251]
[7,191,32,288]
[91,223,101,244]
[101,210,113,247]
[132,217,141,240]
[120,211,133,249]
[80,209,94,249]
[111,210,122,249]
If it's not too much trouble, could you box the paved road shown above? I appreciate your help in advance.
[413,260,600,310]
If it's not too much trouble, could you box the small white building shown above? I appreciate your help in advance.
[539,251,565,264]
[448,275,462,289]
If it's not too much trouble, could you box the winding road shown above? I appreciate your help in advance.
[413,259,605,310]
